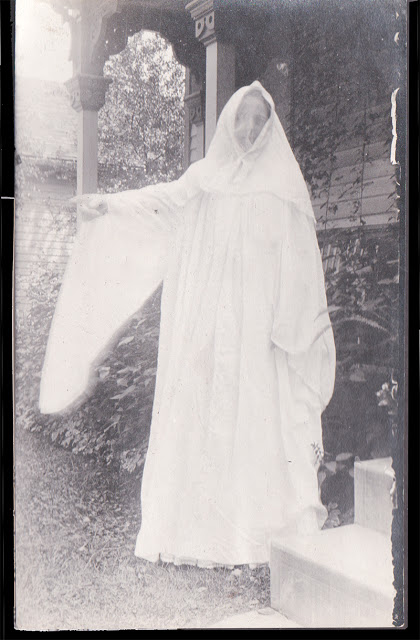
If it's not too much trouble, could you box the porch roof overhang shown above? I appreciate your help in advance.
[45,0,294,196]
[45,0,291,84]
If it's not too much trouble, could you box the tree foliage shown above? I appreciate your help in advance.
[98,31,185,193]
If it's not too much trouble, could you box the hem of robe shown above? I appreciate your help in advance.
[134,541,270,568]
[134,505,328,568]
[133,550,266,571]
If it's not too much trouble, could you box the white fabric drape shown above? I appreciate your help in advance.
[39,179,192,414]
[39,81,335,565]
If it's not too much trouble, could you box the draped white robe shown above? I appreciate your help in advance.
[39,82,336,566]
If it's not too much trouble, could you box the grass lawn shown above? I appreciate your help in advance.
[14,426,271,631]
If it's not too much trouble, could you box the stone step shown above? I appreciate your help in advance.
[354,457,395,536]
[270,524,395,628]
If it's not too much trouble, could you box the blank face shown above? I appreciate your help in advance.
[234,93,271,151]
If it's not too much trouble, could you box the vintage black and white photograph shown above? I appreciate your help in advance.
[14,0,406,630]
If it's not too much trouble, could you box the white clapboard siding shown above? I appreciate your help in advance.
[15,76,78,315]
[313,104,397,231]
[14,180,77,314]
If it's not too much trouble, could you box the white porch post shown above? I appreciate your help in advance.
[77,111,98,195]
[204,40,235,148]
[186,0,236,152]
[63,1,118,226]
[66,74,112,198]
[184,67,205,167]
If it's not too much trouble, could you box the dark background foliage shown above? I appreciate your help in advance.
[282,0,403,521]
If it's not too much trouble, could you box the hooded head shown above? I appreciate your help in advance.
[233,90,271,152]
[186,81,314,220]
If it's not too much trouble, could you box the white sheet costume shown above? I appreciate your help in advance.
[40,82,335,567]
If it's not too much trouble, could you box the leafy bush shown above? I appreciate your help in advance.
[318,452,356,528]
[319,224,399,462]
[315,225,399,525]
[15,274,162,474]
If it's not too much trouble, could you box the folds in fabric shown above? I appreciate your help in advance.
[39,80,335,424]
[271,205,336,415]
[38,188,184,415]
[37,79,336,561]
[195,81,315,220]
[269,205,334,533]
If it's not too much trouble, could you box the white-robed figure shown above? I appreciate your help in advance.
[40,81,336,568]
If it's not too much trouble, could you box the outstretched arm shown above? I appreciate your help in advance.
[72,170,196,232]
[71,194,108,222]
[39,175,196,415]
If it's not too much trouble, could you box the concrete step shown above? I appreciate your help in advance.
[270,524,395,628]
[354,457,395,536]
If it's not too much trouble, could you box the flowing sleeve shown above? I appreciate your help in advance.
[39,175,191,415]
[271,206,336,416]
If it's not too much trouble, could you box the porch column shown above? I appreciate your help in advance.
[184,68,205,167]
[66,74,111,196]
[186,0,236,151]
[62,0,119,226]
